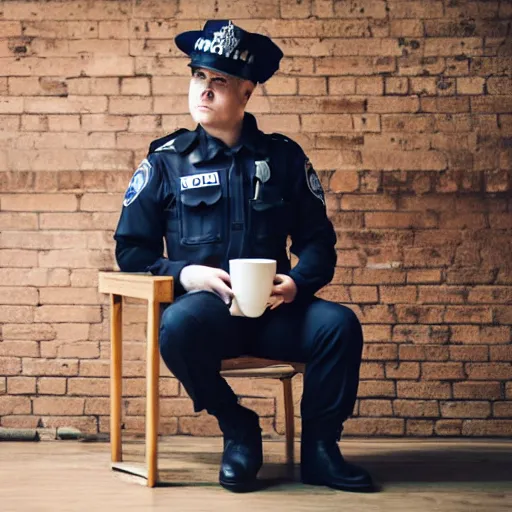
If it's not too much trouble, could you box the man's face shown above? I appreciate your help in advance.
[188,67,254,130]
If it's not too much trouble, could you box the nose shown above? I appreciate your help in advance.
[200,79,214,99]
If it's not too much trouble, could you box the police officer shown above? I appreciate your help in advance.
[114,20,374,493]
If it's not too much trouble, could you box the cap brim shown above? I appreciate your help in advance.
[175,31,203,56]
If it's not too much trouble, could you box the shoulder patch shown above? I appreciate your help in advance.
[305,160,325,206]
[123,159,151,207]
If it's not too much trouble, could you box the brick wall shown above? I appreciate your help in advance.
[0,0,511,438]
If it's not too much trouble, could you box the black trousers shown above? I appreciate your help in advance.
[159,291,364,438]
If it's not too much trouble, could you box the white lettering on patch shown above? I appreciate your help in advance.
[180,172,220,191]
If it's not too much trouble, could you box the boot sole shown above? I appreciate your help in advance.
[219,477,259,493]
[301,476,376,493]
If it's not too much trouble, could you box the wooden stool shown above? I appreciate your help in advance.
[99,272,304,487]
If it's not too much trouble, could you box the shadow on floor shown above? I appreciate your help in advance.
[138,444,512,488]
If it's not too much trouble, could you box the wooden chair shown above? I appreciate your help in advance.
[98,272,304,487]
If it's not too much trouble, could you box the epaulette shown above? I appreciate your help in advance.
[270,132,290,143]
[269,132,303,155]
[147,129,199,155]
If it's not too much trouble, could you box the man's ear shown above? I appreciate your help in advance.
[244,84,255,102]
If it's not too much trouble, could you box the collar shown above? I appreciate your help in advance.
[198,113,269,161]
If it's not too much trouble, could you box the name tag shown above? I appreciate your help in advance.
[180,172,220,191]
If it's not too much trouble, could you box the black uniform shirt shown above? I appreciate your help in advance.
[114,113,337,299]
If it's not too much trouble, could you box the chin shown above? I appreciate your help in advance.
[192,110,214,123]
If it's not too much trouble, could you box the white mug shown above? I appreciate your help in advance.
[229,258,277,318]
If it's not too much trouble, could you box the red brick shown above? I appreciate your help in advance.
[341,194,397,211]
[39,288,100,305]
[354,269,406,285]
[435,420,462,436]
[397,381,451,399]
[329,171,359,193]
[316,285,350,303]
[33,396,84,415]
[385,77,409,95]
[363,344,398,360]
[490,346,512,362]
[357,380,395,398]
[400,345,449,361]
[78,360,109,377]
[84,397,109,415]
[298,77,327,96]
[0,396,31,415]
[359,305,395,324]
[422,362,465,380]
[468,286,512,304]
[367,96,419,113]
[34,305,101,323]
[68,378,108,396]
[301,114,352,132]
[362,325,392,342]
[0,306,34,324]
[466,363,512,380]
[7,377,36,395]
[393,399,439,417]
[0,287,38,305]
[1,194,77,212]
[350,286,378,303]
[0,21,22,36]
[441,401,491,419]
[343,418,404,436]
[23,358,78,376]
[360,362,385,379]
[316,57,395,76]
[359,399,393,416]
[407,419,434,436]
[385,362,420,380]
[392,325,430,344]
[41,341,99,359]
[493,402,512,418]
[418,286,466,304]
[37,377,67,395]
[2,323,55,341]
[462,420,512,437]
[450,346,489,362]
[444,307,492,324]
[453,382,503,400]
[380,286,417,304]
[0,341,39,358]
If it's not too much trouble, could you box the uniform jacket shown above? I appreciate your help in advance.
[114,113,337,299]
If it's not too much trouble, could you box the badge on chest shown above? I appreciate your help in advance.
[180,172,220,191]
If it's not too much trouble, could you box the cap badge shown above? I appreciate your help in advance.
[194,21,241,58]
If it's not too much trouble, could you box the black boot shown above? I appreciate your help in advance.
[301,437,375,492]
[216,406,263,493]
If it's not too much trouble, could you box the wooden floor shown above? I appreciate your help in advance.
[0,437,511,511]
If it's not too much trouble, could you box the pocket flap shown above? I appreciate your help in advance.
[180,185,222,207]
[251,198,285,212]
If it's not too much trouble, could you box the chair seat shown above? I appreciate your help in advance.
[221,357,304,378]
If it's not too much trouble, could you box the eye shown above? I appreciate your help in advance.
[192,69,205,79]
[212,77,227,87]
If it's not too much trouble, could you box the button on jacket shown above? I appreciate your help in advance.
[114,113,337,299]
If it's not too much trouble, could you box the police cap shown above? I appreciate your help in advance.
[175,20,283,84]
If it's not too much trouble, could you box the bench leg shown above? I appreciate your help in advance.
[146,299,160,487]
[282,377,295,468]
[110,294,123,463]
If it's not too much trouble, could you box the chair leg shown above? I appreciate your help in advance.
[110,294,123,463]
[282,376,295,467]
[146,299,160,487]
